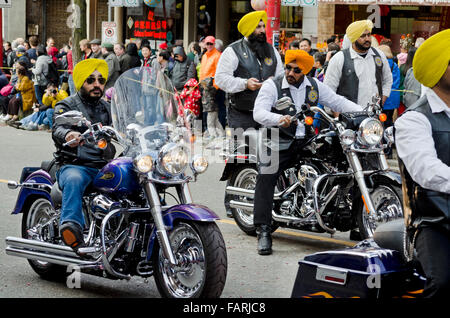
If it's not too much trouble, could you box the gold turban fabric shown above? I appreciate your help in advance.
[284,50,314,75]
[346,20,374,43]
[413,29,450,88]
[238,10,267,38]
[73,59,109,91]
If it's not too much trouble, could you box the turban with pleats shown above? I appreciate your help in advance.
[346,20,374,43]
[73,59,109,91]
[238,10,267,38]
[413,29,450,88]
[284,50,314,75]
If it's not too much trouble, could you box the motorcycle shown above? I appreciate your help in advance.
[223,95,403,239]
[4,67,227,298]
[291,219,425,298]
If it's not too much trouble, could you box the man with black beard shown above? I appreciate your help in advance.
[252,50,361,255]
[216,10,283,218]
[215,10,284,130]
[324,20,392,108]
[52,59,115,251]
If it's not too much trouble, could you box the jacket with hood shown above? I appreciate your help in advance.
[170,46,196,91]
[120,43,141,73]
[31,55,53,87]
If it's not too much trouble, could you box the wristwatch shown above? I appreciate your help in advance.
[244,79,249,89]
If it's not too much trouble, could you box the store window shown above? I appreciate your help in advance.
[280,5,303,51]
[126,0,184,49]
[229,0,252,42]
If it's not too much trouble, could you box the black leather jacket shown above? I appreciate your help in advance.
[52,93,116,169]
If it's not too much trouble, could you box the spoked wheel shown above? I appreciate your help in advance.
[228,165,279,235]
[153,221,227,298]
[357,185,403,239]
[229,165,259,235]
[21,198,67,280]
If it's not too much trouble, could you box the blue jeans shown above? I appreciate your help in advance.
[68,74,76,96]
[42,108,54,127]
[56,165,99,228]
[34,85,46,105]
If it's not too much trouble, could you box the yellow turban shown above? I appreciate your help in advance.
[346,20,374,43]
[73,59,109,91]
[238,10,267,38]
[413,29,450,88]
[284,50,314,75]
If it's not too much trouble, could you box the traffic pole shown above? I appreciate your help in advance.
[0,8,3,68]
[265,0,280,45]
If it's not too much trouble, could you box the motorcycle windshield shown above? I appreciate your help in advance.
[111,66,181,154]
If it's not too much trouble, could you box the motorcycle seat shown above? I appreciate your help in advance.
[373,219,406,256]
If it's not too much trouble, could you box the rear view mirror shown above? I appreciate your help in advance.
[274,97,293,111]
[54,110,85,126]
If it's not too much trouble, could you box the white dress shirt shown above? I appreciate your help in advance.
[253,76,362,138]
[324,46,393,108]
[395,89,450,194]
[214,39,284,93]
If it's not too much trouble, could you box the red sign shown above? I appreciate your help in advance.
[133,9,168,39]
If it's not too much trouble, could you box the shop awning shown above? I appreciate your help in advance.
[318,0,450,5]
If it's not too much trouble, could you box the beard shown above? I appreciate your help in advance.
[354,39,371,52]
[286,74,305,88]
[248,32,271,61]
[79,86,104,104]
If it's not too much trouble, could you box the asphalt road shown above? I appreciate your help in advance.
[0,125,362,299]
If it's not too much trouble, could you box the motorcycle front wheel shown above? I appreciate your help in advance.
[21,198,67,280]
[356,184,403,239]
[153,221,227,298]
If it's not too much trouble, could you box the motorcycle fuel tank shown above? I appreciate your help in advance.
[93,157,140,196]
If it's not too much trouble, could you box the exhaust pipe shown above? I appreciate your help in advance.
[5,236,96,267]
[226,183,301,200]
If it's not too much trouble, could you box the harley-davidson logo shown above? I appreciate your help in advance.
[100,172,115,180]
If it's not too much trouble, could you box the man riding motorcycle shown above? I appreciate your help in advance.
[51,59,115,250]
[395,29,450,297]
[252,50,362,255]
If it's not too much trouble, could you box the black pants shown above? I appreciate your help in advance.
[253,140,304,226]
[227,107,260,130]
[416,225,450,298]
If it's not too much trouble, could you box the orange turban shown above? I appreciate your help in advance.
[284,50,314,75]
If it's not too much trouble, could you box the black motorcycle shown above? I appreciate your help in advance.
[222,96,403,239]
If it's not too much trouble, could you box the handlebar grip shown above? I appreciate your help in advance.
[62,139,79,147]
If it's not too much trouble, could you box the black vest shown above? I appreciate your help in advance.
[271,75,319,150]
[397,96,450,233]
[337,47,383,104]
[230,38,277,112]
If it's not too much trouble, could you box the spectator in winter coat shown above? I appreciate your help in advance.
[5,65,36,123]
[31,45,53,105]
[101,42,120,90]
[170,46,197,92]
[378,45,401,129]
[119,43,141,73]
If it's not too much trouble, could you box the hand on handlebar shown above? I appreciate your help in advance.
[278,115,293,128]
[64,131,84,148]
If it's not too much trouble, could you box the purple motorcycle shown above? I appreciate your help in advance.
[5,67,227,298]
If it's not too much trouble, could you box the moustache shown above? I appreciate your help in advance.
[90,88,103,94]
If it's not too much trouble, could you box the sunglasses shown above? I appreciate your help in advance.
[86,77,106,85]
[285,65,302,74]
[206,42,214,46]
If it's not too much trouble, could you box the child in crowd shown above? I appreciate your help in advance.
[178,78,201,118]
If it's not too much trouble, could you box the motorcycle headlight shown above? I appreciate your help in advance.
[190,155,208,174]
[134,155,154,173]
[358,118,383,146]
[340,129,356,146]
[157,143,189,176]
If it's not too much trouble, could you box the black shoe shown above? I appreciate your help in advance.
[60,222,84,250]
[256,225,272,255]
[225,209,233,218]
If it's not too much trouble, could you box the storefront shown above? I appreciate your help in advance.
[124,0,184,49]
[318,0,450,53]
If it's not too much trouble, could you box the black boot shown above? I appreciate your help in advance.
[256,225,272,255]
[60,221,84,250]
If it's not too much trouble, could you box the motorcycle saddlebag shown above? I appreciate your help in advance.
[291,246,415,298]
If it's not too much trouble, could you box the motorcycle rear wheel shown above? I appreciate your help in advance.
[356,184,403,239]
[21,198,67,281]
[153,221,227,298]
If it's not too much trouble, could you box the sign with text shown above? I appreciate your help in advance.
[0,0,12,8]
[281,0,317,6]
[102,22,118,44]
